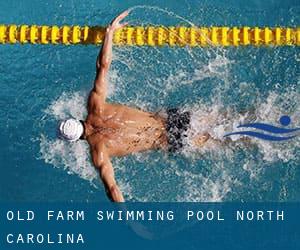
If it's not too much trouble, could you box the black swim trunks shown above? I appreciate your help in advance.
[166,108,191,153]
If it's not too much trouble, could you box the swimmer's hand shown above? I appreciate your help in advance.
[107,10,129,33]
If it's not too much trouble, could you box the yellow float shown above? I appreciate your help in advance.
[0,24,299,46]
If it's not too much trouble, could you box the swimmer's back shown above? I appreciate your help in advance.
[86,102,168,156]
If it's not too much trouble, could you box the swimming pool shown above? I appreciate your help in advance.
[0,0,299,202]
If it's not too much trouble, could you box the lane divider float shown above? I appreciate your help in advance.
[0,25,299,46]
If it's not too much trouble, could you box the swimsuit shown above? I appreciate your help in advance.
[166,108,191,153]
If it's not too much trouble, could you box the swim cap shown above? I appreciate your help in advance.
[58,118,84,142]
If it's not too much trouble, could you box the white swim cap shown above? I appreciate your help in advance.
[58,118,84,142]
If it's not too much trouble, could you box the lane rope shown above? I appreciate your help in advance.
[0,25,299,46]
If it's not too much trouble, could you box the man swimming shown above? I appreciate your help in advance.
[58,11,210,202]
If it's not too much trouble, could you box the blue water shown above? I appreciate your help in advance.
[0,0,299,202]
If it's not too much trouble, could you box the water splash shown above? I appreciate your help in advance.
[37,6,300,202]
[39,89,300,202]
[39,134,98,185]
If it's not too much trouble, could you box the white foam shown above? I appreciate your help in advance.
[253,90,300,162]
[39,92,98,185]
[181,89,300,163]
[39,134,97,184]
[38,71,300,203]
[45,92,87,120]
[37,7,299,202]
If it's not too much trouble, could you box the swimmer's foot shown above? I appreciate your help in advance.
[193,133,210,147]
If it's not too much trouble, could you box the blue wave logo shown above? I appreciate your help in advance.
[224,116,300,141]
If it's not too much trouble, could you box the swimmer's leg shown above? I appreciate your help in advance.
[192,133,254,148]
[189,114,217,147]
[190,107,258,148]
[192,132,211,147]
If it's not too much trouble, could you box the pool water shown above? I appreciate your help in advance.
[0,0,299,202]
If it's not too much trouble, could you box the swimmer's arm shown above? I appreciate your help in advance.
[93,29,112,99]
[94,11,129,99]
[92,144,125,202]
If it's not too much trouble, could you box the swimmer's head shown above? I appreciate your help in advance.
[57,118,84,142]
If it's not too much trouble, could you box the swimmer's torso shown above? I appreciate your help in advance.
[85,92,167,156]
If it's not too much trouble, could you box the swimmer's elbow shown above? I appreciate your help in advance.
[96,57,110,72]
[92,156,104,169]
[100,58,111,70]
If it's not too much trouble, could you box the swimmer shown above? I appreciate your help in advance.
[58,11,210,202]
